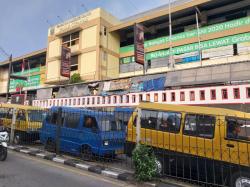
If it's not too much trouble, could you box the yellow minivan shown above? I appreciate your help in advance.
[0,104,46,144]
[126,103,250,187]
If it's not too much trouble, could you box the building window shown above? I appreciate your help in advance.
[113,96,117,104]
[210,89,216,100]
[190,91,195,101]
[200,90,205,100]
[146,94,150,102]
[126,95,130,103]
[162,93,167,102]
[78,98,81,105]
[65,99,68,105]
[103,51,107,61]
[92,97,95,105]
[246,87,250,98]
[62,31,79,47]
[233,88,240,99]
[97,97,100,104]
[103,26,107,36]
[107,96,111,104]
[154,93,158,102]
[171,92,175,102]
[102,96,105,104]
[82,98,85,105]
[70,55,78,71]
[132,95,136,103]
[61,100,63,106]
[139,94,143,102]
[69,99,71,105]
[180,91,185,101]
[222,89,228,100]
[87,98,90,105]
[120,95,123,103]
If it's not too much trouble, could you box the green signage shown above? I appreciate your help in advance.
[120,16,250,53]
[9,67,42,92]
[121,32,250,64]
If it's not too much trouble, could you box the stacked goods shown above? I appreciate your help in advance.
[202,45,233,59]
[238,42,250,55]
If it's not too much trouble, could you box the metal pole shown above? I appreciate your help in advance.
[168,0,174,69]
[136,108,141,145]
[6,54,12,102]
[10,108,17,144]
[196,11,202,67]
[56,107,62,155]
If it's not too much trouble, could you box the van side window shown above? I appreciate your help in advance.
[141,110,158,129]
[84,116,97,129]
[46,112,58,124]
[64,113,80,129]
[157,111,181,133]
[226,117,250,141]
[184,114,215,138]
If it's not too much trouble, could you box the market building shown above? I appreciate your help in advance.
[1,0,250,110]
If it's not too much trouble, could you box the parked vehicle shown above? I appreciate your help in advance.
[0,104,46,144]
[0,126,8,161]
[126,102,250,187]
[40,107,126,158]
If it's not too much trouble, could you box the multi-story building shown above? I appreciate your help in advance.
[1,0,250,111]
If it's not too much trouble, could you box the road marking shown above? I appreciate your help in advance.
[10,151,134,187]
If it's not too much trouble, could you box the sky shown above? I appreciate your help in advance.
[0,0,170,62]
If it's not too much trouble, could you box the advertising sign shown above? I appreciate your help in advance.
[120,16,250,54]
[134,23,145,65]
[61,46,71,78]
[121,32,250,64]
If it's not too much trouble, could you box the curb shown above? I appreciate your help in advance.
[7,145,156,187]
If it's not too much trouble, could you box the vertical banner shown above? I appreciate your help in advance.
[134,23,145,65]
[61,46,71,78]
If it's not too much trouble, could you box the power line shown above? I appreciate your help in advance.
[0,46,9,58]
[127,0,139,11]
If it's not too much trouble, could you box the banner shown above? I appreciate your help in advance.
[134,23,145,65]
[120,32,250,64]
[121,16,250,53]
[61,46,71,78]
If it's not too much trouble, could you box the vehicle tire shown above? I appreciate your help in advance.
[45,139,56,153]
[13,133,21,145]
[155,156,164,176]
[0,147,7,161]
[81,145,92,161]
[230,171,250,187]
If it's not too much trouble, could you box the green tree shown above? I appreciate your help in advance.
[132,144,157,181]
[70,73,82,84]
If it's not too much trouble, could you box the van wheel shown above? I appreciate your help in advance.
[13,134,21,145]
[230,171,250,187]
[45,139,56,153]
[155,156,164,176]
[81,145,92,161]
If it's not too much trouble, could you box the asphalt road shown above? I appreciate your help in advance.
[0,151,134,187]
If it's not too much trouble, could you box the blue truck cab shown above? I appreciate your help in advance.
[40,107,126,157]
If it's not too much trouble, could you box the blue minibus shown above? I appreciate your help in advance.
[40,107,126,158]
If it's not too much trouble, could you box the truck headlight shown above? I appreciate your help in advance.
[103,140,109,146]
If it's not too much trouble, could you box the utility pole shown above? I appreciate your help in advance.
[6,55,12,102]
[168,0,174,69]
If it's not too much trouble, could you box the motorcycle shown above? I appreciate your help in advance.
[0,130,8,161]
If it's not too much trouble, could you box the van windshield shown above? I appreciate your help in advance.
[100,118,122,132]
[28,110,46,122]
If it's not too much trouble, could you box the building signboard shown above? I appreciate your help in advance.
[120,16,250,53]
[134,23,145,65]
[9,67,42,92]
[121,32,250,64]
[61,46,71,78]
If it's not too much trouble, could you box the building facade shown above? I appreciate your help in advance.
[1,0,250,110]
